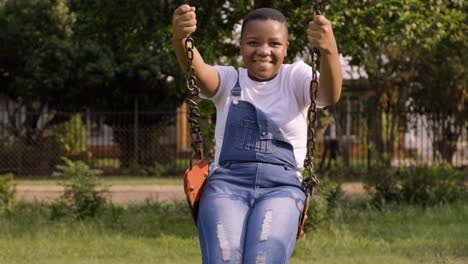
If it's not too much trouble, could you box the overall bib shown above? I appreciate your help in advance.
[197,72,306,264]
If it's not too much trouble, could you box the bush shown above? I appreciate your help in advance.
[306,195,329,231]
[363,163,467,206]
[124,159,184,177]
[399,164,467,206]
[53,157,108,219]
[304,177,344,231]
[0,138,64,176]
[0,143,17,173]
[363,165,401,204]
[0,173,16,211]
[55,114,88,155]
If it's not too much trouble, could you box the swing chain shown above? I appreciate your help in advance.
[302,0,322,196]
[184,0,204,162]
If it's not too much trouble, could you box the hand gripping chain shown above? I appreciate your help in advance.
[182,0,209,224]
[297,0,322,239]
[183,0,204,163]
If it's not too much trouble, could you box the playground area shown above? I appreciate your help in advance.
[1,1,467,263]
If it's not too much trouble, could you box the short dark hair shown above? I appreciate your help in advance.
[240,8,287,39]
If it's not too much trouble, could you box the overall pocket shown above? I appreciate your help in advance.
[235,119,272,153]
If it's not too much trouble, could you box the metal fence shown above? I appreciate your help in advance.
[327,96,468,169]
[0,101,467,177]
[0,108,192,177]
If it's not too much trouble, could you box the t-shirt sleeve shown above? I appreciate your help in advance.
[290,61,326,109]
[199,65,237,105]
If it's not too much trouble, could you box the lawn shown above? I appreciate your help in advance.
[0,198,467,264]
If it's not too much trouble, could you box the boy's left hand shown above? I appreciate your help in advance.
[307,13,337,55]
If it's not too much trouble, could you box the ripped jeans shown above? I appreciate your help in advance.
[197,162,306,264]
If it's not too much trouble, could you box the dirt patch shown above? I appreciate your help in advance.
[341,182,367,196]
[15,185,186,203]
[15,183,366,203]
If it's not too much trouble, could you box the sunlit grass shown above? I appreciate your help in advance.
[292,201,468,264]
[0,200,467,264]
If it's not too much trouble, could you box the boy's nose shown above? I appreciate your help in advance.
[257,44,271,56]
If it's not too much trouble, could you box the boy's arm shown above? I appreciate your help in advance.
[307,14,342,105]
[172,4,220,98]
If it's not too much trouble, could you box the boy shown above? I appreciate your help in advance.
[173,4,341,263]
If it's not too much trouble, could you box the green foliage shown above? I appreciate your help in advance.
[123,159,144,176]
[306,195,328,231]
[363,165,401,204]
[0,143,20,173]
[363,163,468,206]
[305,178,344,231]
[399,164,467,206]
[0,0,80,151]
[0,173,16,210]
[199,100,216,160]
[52,157,107,219]
[327,1,467,165]
[2,0,466,170]
[55,114,88,155]
[1,0,76,104]
[66,0,211,111]
[145,161,174,177]
[0,138,64,175]
[124,159,182,177]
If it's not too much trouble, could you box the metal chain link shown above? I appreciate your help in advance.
[184,0,204,163]
[302,0,323,196]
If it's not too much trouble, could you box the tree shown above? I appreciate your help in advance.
[66,0,237,166]
[325,0,467,165]
[409,13,467,164]
[2,0,465,169]
[0,0,77,144]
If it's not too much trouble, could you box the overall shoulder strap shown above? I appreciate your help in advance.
[231,68,241,96]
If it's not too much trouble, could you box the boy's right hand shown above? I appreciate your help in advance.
[172,4,197,40]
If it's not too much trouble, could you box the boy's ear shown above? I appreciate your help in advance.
[285,41,290,56]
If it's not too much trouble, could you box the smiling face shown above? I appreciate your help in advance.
[240,19,289,82]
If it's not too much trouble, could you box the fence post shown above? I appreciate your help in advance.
[177,102,189,152]
[17,109,23,175]
[86,109,91,164]
[134,97,139,164]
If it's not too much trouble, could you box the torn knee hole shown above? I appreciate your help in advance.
[217,224,231,261]
[256,252,266,264]
[260,210,273,241]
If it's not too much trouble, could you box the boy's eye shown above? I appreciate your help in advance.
[247,41,258,45]
[271,42,281,46]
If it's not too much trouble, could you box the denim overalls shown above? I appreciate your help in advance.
[197,71,306,264]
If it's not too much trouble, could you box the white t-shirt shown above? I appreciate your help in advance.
[205,61,324,170]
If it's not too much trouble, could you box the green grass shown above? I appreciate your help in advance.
[292,200,468,264]
[0,201,198,264]
[0,199,467,264]
[14,176,182,186]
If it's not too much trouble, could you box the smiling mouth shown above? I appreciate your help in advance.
[254,60,272,66]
